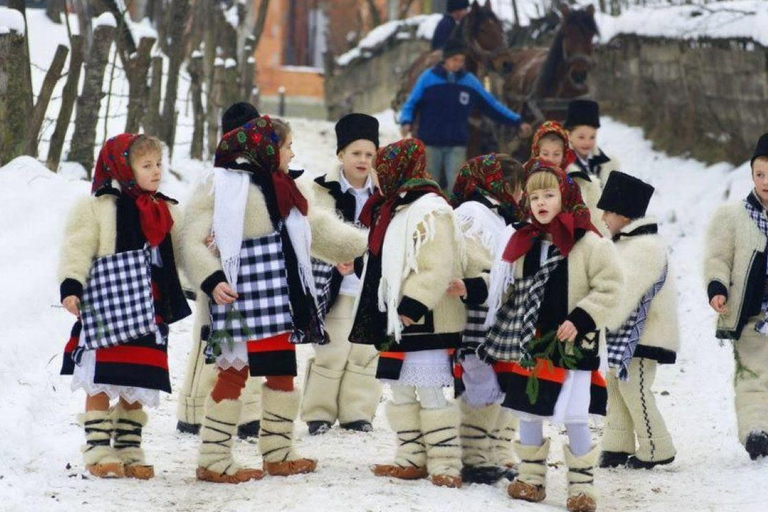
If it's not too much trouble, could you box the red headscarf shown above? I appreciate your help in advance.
[359,139,443,256]
[530,121,577,170]
[214,115,307,218]
[92,134,173,247]
[450,153,521,215]
[502,158,599,263]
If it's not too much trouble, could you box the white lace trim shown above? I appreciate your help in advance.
[71,350,160,408]
[216,341,249,371]
[383,350,453,387]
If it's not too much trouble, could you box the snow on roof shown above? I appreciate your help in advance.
[0,7,25,35]
[596,0,768,46]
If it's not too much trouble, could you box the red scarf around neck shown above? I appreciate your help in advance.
[92,134,174,247]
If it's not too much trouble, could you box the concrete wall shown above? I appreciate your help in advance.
[589,36,767,165]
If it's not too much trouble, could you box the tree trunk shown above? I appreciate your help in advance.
[69,24,116,175]
[188,52,205,160]
[206,60,224,157]
[124,37,157,133]
[364,0,382,27]
[7,0,34,134]
[47,36,85,171]
[0,30,29,166]
[144,56,164,137]
[160,0,191,153]
[251,0,271,49]
[25,44,69,158]
[46,0,66,24]
[239,36,256,102]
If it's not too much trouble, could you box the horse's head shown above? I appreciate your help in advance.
[558,4,599,91]
[463,0,507,56]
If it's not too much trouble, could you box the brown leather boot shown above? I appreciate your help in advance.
[260,384,317,476]
[507,439,550,503]
[113,405,155,480]
[371,464,427,480]
[372,402,428,480]
[81,410,125,479]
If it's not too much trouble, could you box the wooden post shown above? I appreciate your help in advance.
[25,44,69,157]
[0,29,29,165]
[69,23,116,175]
[188,50,205,160]
[47,35,85,171]
[206,59,224,157]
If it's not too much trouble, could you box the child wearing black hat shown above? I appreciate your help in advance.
[564,100,620,233]
[175,102,265,439]
[300,113,383,436]
[597,171,679,470]
[703,132,768,461]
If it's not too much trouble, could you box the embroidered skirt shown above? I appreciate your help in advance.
[216,332,297,377]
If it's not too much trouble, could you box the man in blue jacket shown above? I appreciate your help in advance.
[400,39,531,189]
[432,0,470,51]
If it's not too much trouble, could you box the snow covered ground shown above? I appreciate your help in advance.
[2,115,767,511]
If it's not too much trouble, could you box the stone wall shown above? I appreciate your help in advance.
[592,35,767,165]
[324,36,430,121]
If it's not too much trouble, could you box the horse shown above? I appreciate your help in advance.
[391,1,509,117]
[484,4,600,161]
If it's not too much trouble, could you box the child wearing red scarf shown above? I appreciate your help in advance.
[59,134,191,479]
[182,116,367,483]
[479,159,622,512]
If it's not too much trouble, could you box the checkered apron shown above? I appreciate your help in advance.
[606,261,668,380]
[210,231,294,343]
[312,258,335,318]
[478,249,564,363]
[459,305,490,359]
[744,197,768,335]
[79,246,155,351]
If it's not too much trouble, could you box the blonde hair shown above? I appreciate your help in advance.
[525,170,559,195]
[271,118,292,146]
[128,135,163,164]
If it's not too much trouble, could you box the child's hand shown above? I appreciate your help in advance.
[710,295,728,314]
[205,235,219,257]
[557,320,578,343]
[400,315,415,327]
[62,295,81,317]
[213,282,238,305]
[446,278,467,298]
[336,262,354,276]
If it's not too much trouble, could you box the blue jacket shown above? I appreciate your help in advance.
[400,65,522,147]
[432,15,458,50]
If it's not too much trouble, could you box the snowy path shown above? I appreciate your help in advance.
[1,115,767,512]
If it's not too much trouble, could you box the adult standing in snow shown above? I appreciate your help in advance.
[175,102,265,440]
[399,39,531,190]
[704,132,768,461]
[431,0,470,51]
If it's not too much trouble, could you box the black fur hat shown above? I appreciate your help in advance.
[335,113,380,154]
[564,99,600,129]
[443,37,468,59]
[221,102,260,134]
[447,0,470,12]
[597,171,655,220]
[751,133,768,168]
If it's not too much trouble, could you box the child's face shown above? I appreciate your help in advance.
[601,210,632,236]
[338,139,376,185]
[528,187,562,225]
[569,125,598,158]
[753,159,768,204]
[443,54,466,73]
[131,150,163,192]
[537,139,564,168]
[278,133,295,174]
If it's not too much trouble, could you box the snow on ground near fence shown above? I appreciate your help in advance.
[1,115,767,511]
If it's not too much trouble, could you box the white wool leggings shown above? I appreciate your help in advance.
[391,384,449,410]
[519,418,592,457]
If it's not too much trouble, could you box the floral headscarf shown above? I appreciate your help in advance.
[92,133,173,247]
[450,153,521,219]
[214,115,307,218]
[503,158,599,263]
[530,120,577,170]
[360,139,443,256]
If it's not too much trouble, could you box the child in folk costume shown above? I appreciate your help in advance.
[59,134,192,479]
[301,113,383,435]
[176,103,264,439]
[564,100,619,233]
[597,172,679,469]
[447,153,526,484]
[183,116,368,483]
[349,139,469,488]
[479,159,622,512]
[704,133,768,461]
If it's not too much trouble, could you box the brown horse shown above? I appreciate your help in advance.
[391,1,509,116]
